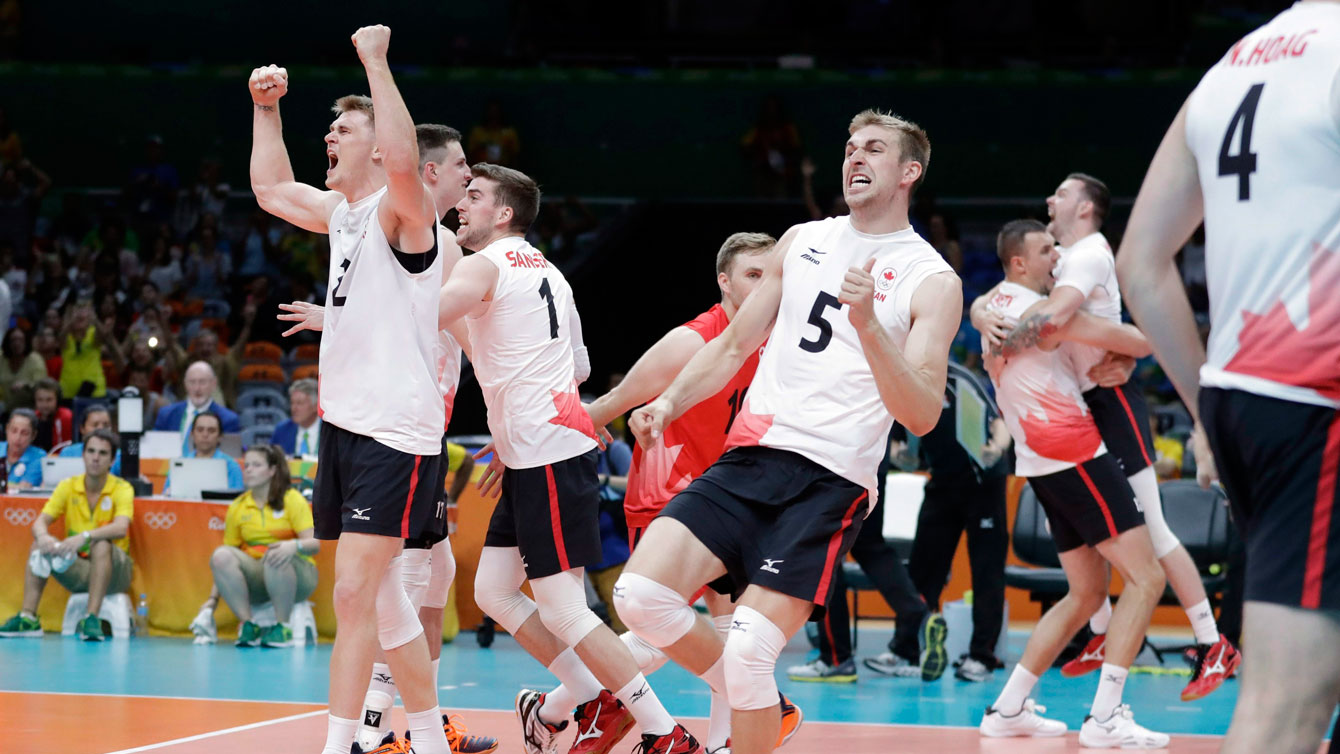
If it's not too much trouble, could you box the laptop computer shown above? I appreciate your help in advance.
[167,458,231,500]
[40,457,87,491]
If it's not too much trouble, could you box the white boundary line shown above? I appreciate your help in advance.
[100,709,327,754]
[0,689,320,706]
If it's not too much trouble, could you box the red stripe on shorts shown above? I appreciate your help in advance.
[1075,463,1118,538]
[1303,414,1340,609]
[546,465,570,572]
[1113,388,1153,468]
[813,492,868,605]
[401,456,422,539]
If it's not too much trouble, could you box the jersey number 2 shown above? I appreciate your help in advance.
[798,291,842,353]
[332,258,351,306]
[538,278,559,339]
[1218,82,1264,202]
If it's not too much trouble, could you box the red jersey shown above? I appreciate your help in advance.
[624,304,761,528]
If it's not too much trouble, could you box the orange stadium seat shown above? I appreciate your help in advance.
[237,363,285,384]
[291,364,319,381]
[291,344,320,364]
[243,341,283,364]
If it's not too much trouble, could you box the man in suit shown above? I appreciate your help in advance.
[154,361,240,455]
[272,378,320,457]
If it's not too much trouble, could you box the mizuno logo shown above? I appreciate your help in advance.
[374,673,394,684]
[352,507,372,521]
[630,684,650,703]
[1103,672,1124,684]
[807,247,827,255]
[760,558,783,574]
[573,705,602,745]
[731,620,750,631]
[800,251,823,266]
[612,585,626,598]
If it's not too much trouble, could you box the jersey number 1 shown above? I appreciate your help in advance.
[538,278,559,339]
[1218,82,1264,202]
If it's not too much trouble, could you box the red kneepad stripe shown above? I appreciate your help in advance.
[546,465,570,572]
[813,492,868,605]
[1303,414,1340,609]
[1075,463,1119,539]
[400,456,422,539]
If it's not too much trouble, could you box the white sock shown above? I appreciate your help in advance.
[369,662,397,701]
[430,657,443,714]
[1185,599,1219,645]
[321,714,358,754]
[1089,599,1113,635]
[615,673,676,737]
[706,614,733,750]
[622,629,669,674]
[540,648,601,724]
[993,665,1039,715]
[1090,663,1128,718]
[541,684,577,724]
[406,707,450,754]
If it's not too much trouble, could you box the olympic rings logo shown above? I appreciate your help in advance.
[142,511,178,530]
[4,508,37,526]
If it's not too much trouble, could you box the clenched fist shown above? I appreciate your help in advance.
[352,25,391,64]
[840,257,878,329]
[249,65,289,108]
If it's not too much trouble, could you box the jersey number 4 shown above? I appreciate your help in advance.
[1218,82,1264,202]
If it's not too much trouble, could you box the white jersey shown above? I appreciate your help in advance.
[436,225,463,431]
[1186,1,1340,408]
[1054,232,1123,392]
[319,187,444,455]
[466,237,597,468]
[725,216,952,501]
[983,282,1108,477]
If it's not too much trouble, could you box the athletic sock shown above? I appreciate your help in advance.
[706,614,734,751]
[993,665,1039,716]
[406,707,451,754]
[1185,599,1219,645]
[321,713,358,754]
[1090,663,1129,718]
[369,662,397,701]
[431,658,443,715]
[615,673,676,737]
[540,648,601,724]
[541,684,577,724]
[1089,599,1113,635]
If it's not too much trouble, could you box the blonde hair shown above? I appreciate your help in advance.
[715,232,776,275]
[332,95,374,125]
[849,109,931,192]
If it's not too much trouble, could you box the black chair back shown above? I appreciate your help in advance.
[1159,479,1232,570]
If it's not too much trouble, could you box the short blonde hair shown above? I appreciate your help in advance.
[849,109,930,192]
[715,232,776,275]
[332,95,374,125]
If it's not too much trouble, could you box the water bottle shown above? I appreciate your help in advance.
[134,594,149,636]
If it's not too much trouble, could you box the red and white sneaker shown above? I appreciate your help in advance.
[516,689,568,754]
[1181,634,1241,701]
[1061,633,1106,678]
[569,690,635,754]
[632,724,700,754]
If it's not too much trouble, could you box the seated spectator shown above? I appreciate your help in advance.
[271,378,320,457]
[184,225,232,301]
[59,405,122,476]
[125,366,168,429]
[0,326,48,407]
[1151,413,1184,481]
[2,408,44,489]
[59,299,113,398]
[33,325,62,379]
[169,314,254,408]
[32,378,73,450]
[169,411,242,491]
[0,430,133,641]
[189,444,318,647]
[154,361,240,455]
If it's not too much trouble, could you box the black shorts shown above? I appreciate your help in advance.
[406,434,452,550]
[313,423,446,542]
[1083,382,1157,476]
[659,446,867,616]
[1029,454,1144,552]
[484,450,602,580]
[1201,387,1340,610]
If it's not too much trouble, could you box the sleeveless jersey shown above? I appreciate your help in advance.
[983,282,1108,477]
[1053,232,1123,392]
[1186,1,1340,408]
[624,304,761,528]
[725,216,953,499]
[436,225,463,431]
[319,187,444,455]
[466,237,597,468]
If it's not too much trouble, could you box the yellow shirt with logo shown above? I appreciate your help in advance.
[224,488,315,563]
[41,474,136,553]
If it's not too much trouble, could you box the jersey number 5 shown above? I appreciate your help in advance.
[1218,82,1264,202]
[798,291,842,353]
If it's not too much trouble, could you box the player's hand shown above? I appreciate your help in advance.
[351,25,391,65]
[840,258,878,330]
[629,398,672,450]
[1191,423,1218,490]
[1088,352,1136,388]
[472,442,505,499]
[249,65,289,108]
[977,310,1010,351]
[277,301,324,337]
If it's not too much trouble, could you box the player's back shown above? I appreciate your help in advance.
[983,282,1106,477]
[1186,2,1340,407]
[467,237,596,468]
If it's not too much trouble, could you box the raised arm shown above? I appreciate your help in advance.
[586,326,707,429]
[353,26,436,255]
[248,66,341,233]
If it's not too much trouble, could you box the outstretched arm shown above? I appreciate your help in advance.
[438,255,499,330]
[1044,311,1152,358]
[585,326,707,429]
[248,66,340,233]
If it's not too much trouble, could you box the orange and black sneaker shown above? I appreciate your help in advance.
[1060,633,1105,678]
[777,693,804,748]
[569,689,636,754]
[631,724,700,754]
[406,713,498,754]
[1181,634,1241,701]
[353,731,412,754]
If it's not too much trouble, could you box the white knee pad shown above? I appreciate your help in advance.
[401,548,432,612]
[1130,467,1181,558]
[474,547,537,634]
[423,537,456,610]
[722,605,786,711]
[532,569,606,648]
[621,630,669,674]
[376,556,425,650]
[613,572,696,648]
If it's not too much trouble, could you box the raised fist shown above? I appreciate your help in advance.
[249,65,289,108]
[351,25,391,64]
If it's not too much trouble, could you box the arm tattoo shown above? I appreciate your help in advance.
[255,104,276,112]
[993,312,1057,359]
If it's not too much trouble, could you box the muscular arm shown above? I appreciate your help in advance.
[586,326,707,428]
[1044,310,1152,358]
[438,255,498,330]
[994,286,1086,359]
[248,69,340,233]
[1116,99,1206,419]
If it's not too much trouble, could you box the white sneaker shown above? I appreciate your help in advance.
[515,689,566,754]
[1079,704,1171,749]
[189,607,217,645]
[980,699,1067,738]
[862,652,921,678]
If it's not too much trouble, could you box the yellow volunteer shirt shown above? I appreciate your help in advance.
[1154,435,1184,478]
[41,474,135,553]
[445,442,467,474]
[224,488,315,563]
